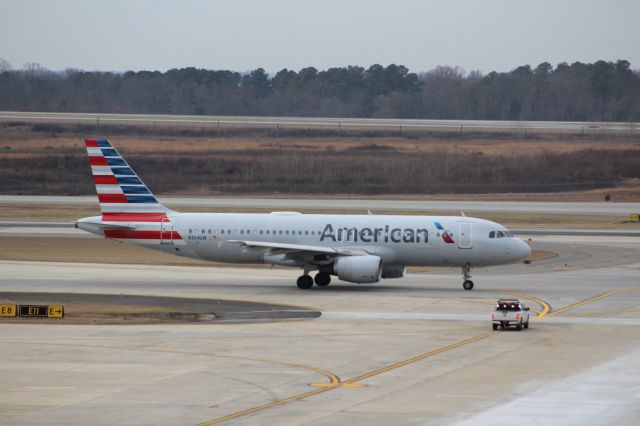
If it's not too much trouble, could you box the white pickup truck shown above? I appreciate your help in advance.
[491,299,530,330]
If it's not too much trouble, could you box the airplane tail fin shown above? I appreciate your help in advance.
[84,139,172,220]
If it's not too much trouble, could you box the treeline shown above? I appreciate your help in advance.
[1,60,639,121]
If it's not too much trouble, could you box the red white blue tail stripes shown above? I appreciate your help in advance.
[85,139,169,215]
[84,139,183,244]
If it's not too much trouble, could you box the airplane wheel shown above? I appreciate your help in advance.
[296,275,314,290]
[314,272,331,287]
[463,280,474,290]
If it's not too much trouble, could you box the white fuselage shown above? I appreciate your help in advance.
[141,212,530,268]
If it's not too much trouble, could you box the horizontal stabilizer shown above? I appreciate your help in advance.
[75,219,137,233]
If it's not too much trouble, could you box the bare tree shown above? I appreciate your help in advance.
[0,58,11,72]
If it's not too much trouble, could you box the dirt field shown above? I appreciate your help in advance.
[2,126,640,156]
[2,125,640,197]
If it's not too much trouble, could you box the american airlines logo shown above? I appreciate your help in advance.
[320,224,429,244]
[435,222,455,244]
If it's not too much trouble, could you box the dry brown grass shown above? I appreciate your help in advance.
[2,127,640,197]
[3,128,640,156]
[0,236,214,266]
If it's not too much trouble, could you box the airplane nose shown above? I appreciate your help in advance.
[515,239,532,260]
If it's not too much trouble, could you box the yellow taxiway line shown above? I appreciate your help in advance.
[502,290,551,319]
[196,386,333,426]
[342,331,497,385]
[197,289,617,424]
[545,291,615,317]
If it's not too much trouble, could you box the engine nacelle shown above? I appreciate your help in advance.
[333,255,382,284]
[381,265,405,279]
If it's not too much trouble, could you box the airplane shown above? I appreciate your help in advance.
[76,139,532,290]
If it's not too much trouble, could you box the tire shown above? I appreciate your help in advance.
[314,272,331,287]
[516,322,522,331]
[296,275,314,290]
[492,323,498,330]
[524,321,529,329]
[463,280,474,290]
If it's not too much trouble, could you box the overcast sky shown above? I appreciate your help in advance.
[1,0,639,75]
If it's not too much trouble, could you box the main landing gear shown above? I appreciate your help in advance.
[462,264,474,290]
[296,275,313,289]
[314,272,331,287]
[296,272,332,289]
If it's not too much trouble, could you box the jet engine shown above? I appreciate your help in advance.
[333,255,382,284]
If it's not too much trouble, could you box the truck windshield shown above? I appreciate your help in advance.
[496,303,521,311]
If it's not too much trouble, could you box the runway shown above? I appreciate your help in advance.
[1,111,638,132]
[1,195,638,215]
[1,234,639,425]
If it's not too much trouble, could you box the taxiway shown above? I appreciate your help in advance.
[1,234,639,425]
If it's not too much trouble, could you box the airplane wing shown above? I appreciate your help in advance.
[228,240,367,256]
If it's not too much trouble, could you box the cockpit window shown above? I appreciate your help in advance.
[490,230,515,238]
[490,230,513,238]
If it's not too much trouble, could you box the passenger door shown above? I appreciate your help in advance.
[458,222,472,249]
[160,218,173,245]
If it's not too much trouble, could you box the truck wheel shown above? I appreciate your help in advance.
[524,321,529,329]
[492,324,498,331]
[516,322,522,331]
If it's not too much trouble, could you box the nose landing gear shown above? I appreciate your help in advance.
[462,264,474,290]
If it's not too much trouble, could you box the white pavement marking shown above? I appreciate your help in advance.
[455,347,640,426]
[322,311,640,325]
